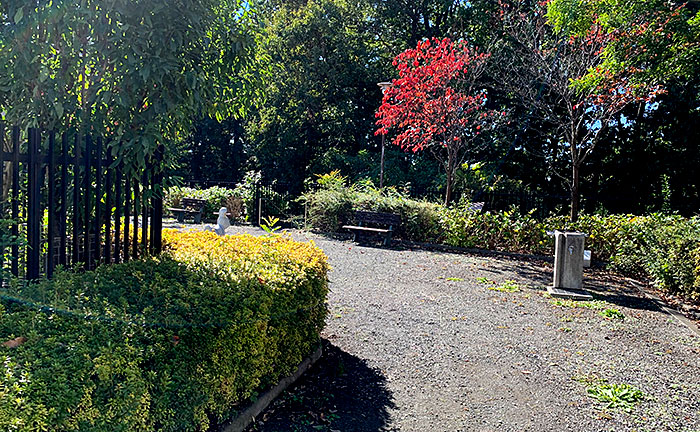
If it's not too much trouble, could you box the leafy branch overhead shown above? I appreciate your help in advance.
[490,0,678,220]
[0,0,270,171]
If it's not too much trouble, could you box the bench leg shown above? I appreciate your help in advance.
[176,212,185,223]
[383,234,391,247]
[194,213,202,224]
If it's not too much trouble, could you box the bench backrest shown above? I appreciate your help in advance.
[181,197,206,211]
[226,196,245,219]
[467,201,484,212]
[353,210,401,227]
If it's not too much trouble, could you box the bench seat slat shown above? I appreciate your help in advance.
[168,207,201,214]
[342,225,391,234]
[167,207,200,213]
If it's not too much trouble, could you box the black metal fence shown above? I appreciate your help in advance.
[253,181,295,225]
[0,124,164,280]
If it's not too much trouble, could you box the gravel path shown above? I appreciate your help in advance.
[191,224,700,432]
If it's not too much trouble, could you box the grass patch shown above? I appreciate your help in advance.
[573,375,644,412]
[489,280,520,292]
[476,277,491,284]
[446,277,464,282]
[586,383,644,412]
[599,308,625,320]
[550,298,609,309]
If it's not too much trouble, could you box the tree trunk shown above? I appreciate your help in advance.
[570,163,580,222]
[444,152,454,206]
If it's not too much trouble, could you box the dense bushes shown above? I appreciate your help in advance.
[602,215,700,297]
[444,207,700,298]
[0,230,329,431]
[441,206,550,254]
[448,212,700,299]
[303,174,700,298]
[165,172,292,222]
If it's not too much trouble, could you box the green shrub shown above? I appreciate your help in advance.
[442,204,550,253]
[303,174,700,298]
[444,208,700,298]
[165,185,237,217]
[303,187,354,232]
[301,176,442,242]
[164,172,288,223]
[0,230,329,431]
[607,215,700,298]
[544,213,642,262]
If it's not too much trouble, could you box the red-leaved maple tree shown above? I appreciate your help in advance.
[375,38,497,205]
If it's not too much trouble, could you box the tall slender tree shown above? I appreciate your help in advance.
[245,0,387,194]
[495,0,670,220]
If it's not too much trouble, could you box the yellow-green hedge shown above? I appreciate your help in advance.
[0,230,329,431]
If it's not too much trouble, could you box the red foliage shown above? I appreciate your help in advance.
[375,38,497,154]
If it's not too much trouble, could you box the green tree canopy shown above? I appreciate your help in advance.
[547,0,700,87]
[0,0,268,169]
[245,0,389,194]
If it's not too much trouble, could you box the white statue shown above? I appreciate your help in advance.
[205,207,230,236]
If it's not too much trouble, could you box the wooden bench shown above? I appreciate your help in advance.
[168,197,206,223]
[342,210,401,246]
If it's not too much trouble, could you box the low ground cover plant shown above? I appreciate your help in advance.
[489,280,520,292]
[573,376,644,412]
[549,299,611,309]
[0,230,329,431]
[599,308,625,320]
[586,382,644,412]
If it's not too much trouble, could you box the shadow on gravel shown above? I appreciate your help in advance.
[246,340,396,432]
[585,279,663,314]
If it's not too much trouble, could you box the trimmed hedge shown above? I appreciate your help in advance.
[444,208,700,299]
[0,230,329,431]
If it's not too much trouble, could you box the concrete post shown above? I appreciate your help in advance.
[553,231,585,290]
[547,230,594,300]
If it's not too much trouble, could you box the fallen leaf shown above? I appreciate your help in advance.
[2,336,27,348]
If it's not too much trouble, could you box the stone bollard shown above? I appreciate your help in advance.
[549,231,592,300]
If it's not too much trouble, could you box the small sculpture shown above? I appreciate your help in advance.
[204,207,230,236]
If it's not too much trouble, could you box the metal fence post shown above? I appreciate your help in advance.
[26,128,41,279]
